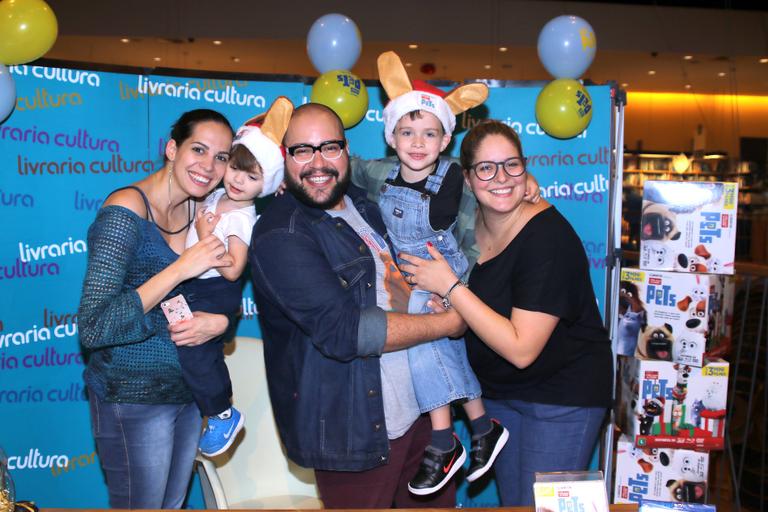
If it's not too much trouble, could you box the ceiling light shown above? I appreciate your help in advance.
[232,57,240,63]
[621,83,629,88]
[408,44,419,49]
[760,58,768,64]
[647,70,656,75]
[120,38,130,43]
[718,72,726,77]
[153,57,161,62]
[683,55,693,60]
[684,84,692,89]
[405,62,412,67]
[213,40,222,45]
[484,64,491,69]
[498,47,508,52]
[672,153,691,174]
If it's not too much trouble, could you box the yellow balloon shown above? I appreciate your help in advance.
[535,79,593,139]
[310,70,369,129]
[0,0,58,65]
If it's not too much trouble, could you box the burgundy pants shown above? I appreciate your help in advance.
[314,415,456,509]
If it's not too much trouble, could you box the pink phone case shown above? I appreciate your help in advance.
[160,295,193,324]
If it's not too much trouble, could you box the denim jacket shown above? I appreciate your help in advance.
[249,185,395,471]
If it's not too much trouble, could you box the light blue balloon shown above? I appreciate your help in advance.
[307,13,362,74]
[537,15,597,79]
[0,64,16,122]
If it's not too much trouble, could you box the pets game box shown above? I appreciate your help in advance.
[639,181,738,275]
[534,471,609,512]
[617,268,732,366]
[614,434,709,505]
[617,356,729,450]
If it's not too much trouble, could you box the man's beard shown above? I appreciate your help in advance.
[285,163,351,210]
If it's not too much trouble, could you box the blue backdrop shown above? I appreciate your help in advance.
[0,64,613,507]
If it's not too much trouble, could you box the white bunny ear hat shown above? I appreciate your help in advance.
[377,50,489,145]
[233,96,294,197]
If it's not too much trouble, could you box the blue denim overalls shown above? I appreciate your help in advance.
[379,159,482,412]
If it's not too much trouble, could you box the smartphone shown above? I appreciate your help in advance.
[160,294,194,325]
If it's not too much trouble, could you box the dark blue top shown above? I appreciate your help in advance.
[78,205,192,404]
[249,185,392,471]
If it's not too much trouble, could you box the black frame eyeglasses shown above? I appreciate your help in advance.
[287,140,347,164]
[470,157,526,181]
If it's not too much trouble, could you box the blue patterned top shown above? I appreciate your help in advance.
[78,205,192,404]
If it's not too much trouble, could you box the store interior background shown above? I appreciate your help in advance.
[14,0,767,508]
[42,0,768,263]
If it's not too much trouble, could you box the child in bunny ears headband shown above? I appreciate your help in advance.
[359,51,527,495]
[179,96,294,458]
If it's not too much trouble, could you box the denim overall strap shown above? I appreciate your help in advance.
[385,162,401,182]
[424,159,452,196]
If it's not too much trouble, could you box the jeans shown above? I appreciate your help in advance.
[88,389,203,508]
[484,398,607,506]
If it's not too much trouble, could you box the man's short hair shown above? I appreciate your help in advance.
[285,103,345,145]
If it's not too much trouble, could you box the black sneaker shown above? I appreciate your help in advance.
[407,435,467,496]
[466,418,509,482]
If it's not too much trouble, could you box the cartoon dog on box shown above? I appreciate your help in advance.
[636,323,674,361]
[630,445,670,473]
[675,244,726,274]
[666,479,706,503]
[638,396,665,435]
[642,241,674,268]
[617,280,647,356]
[673,336,702,364]
[641,203,681,241]
[663,427,710,504]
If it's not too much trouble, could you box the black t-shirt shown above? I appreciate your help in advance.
[390,160,464,231]
[465,206,613,408]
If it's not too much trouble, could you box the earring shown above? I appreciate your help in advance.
[167,160,174,207]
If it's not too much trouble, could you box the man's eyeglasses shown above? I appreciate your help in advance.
[470,157,526,181]
[286,140,347,164]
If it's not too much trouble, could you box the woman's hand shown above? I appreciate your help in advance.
[175,234,233,281]
[426,293,449,313]
[524,172,541,204]
[194,209,220,240]
[170,311,229,346]
[398,243,458,298]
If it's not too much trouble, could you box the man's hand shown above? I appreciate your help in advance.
[381,252,411,313]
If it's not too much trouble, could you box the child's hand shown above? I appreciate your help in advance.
[524,173,541,204]
[195,209,220,239]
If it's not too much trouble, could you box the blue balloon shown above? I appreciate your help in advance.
[537,15,597,79]
[307,13,362,74]
[0,64,16,122]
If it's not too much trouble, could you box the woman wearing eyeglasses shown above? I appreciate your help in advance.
[399,120,612,507]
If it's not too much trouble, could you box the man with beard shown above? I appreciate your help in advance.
[248,103,464,508]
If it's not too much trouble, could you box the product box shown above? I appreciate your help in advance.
[534,471,609,512]
[639,181,738,275]
[614,434,709,504]
[706,274,736,359]
[617,268,732,366]
[638,500,716,512]
[617,356,729,450]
